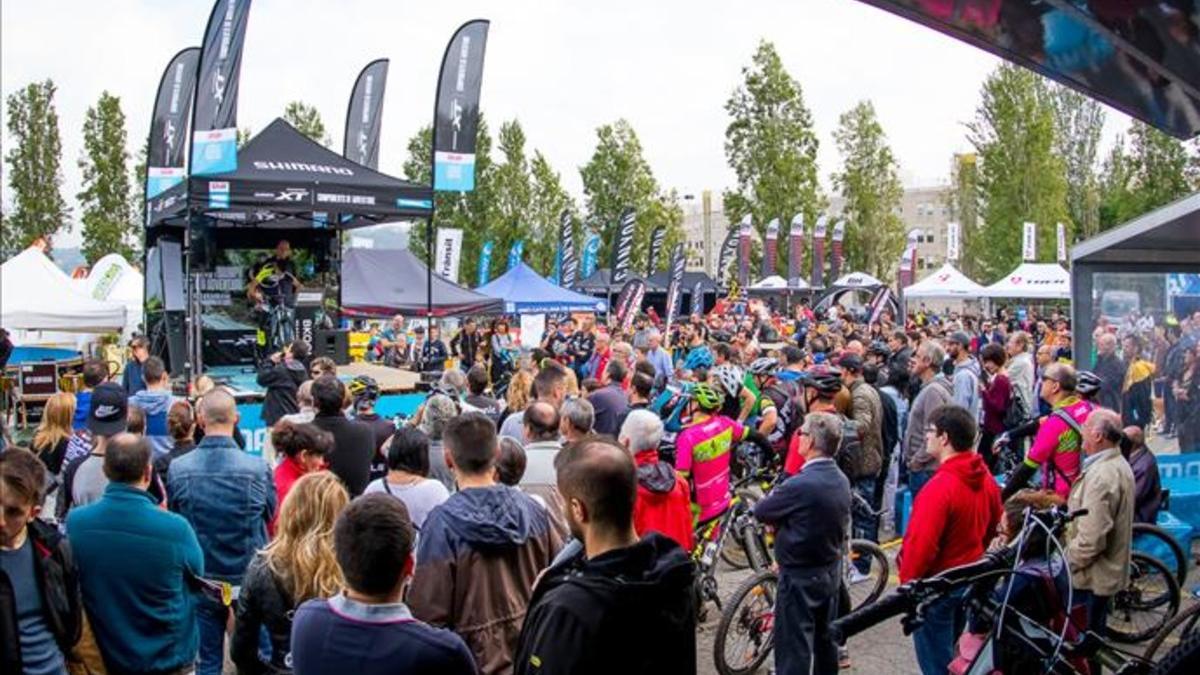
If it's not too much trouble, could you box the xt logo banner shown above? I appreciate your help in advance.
[275,188,308,202]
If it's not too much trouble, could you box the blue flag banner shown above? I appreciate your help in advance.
[581,233,601,281]
[432,20,489,192]
[478,241,494,286]
[507,240,524,271]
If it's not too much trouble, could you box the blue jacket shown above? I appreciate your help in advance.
[129,388,176,456]
[67,483,203,673]
[168,434,276,583]
[72,390,91,430]
[122,360,146,396]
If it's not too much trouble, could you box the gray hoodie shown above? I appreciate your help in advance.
[129,388,177,456]
[904,375,953,473]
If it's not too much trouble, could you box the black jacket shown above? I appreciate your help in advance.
[887,346,915,400]
[312,414,375,497]
[231,555,294,675]
[753,458,850,570]
[513,533,695,675]
[1093,352,1126,414]
[256,358,308,426]
[450,330,482,366]
[1,519,82,673]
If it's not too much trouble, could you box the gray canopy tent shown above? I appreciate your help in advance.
[1071,191,1200,361]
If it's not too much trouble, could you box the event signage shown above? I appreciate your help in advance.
[556,210,577,287]
[1056,222,1067,263]
[432,20,489,192]
[1022,222,1037,261]
[146,48,200,201]
[507,240,524,271]
[435,228,463,283]
[691,279,705,314]
[830,220,846,281]
[477,241,494,286]
[611,208,637,285]
[811,216,828,289]
[788,214,804,283]
[614,278,646,333]
[946,221,961,261]
[736,215,752,288]
[664,243,686,331]
[717,228,738,287]
[191,0,252,176]
[762,218,779,279]
[580,233,601,280]
[647,226,668,276]
[344,58,389,169]
[898,245,915,289]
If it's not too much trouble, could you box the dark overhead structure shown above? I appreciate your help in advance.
[858,0,1200,139]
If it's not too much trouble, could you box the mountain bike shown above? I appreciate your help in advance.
[1132,521,1189,588]
[1144,600,1200,663]
[1106,551,1181,643]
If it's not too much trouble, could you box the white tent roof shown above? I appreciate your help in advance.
[749,275,811,290]
[982,262,1071,300]
[831,272,884,289]
[904,263,986,299]
[1,248,127,333]
[84,254,144,336]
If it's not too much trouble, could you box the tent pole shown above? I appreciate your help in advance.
[426,215,433,340]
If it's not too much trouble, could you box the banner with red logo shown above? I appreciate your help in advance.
[830,219,846,281]
[787,213,805,283]
[811,216,827,288]
[762,218,779,280]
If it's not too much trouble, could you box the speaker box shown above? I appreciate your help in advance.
[313,329,350,365]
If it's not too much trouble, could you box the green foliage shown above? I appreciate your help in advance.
[723,40,824,277]
[78,91,138,264]
[491,120,537,274]
[529,150,578,275]
[579,119,682,274]
[944,153,980,274]
[1098,122,1193,232]
[4,80,69,258]
[131,138,148,227]
[283,101,331,146]
[965,64,1068,281]
[1051,86,1103,239]
[831,100,905,279]
[236,127,253,149]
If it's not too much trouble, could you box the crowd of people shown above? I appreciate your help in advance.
[0,296,1182,675]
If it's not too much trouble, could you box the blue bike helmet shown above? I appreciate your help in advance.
[683,346,714,371]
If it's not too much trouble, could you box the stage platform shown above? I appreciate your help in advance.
[207,361,421,400]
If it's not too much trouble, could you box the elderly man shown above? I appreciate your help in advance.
[619,409,692,551]
[1092,333,1125,413]
[753,412,850,675]
[584,332,613,381]
[1006,331,1035,418]
[645,331,674,383]
[559,397,595,444]
[904,341,954,496]
[1069,408,1135,667]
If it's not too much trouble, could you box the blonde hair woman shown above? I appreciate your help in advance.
[32,392,75,475]
[232,472,348,673]
[506,369,534,416]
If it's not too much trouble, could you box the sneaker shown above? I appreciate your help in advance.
[839,645,852,669]
[847,568,872,585]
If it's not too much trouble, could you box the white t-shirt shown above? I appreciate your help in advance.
[362,477,450,530]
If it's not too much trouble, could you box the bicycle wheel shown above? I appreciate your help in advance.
[1106,552,1181,643]
[1132,523,1188,588]
[1144,602,1200,663]
[846,540,890,612]
[1153,620,1200,675]
[713,570,777,675]
[720,489,762,570]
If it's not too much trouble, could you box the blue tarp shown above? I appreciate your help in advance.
[477,262,608,314]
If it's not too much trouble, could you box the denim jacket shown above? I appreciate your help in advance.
[167,434,276,583]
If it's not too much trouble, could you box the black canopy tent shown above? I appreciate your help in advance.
[341,248,503,317]
[144,118,435,377]
[576,268,720,314]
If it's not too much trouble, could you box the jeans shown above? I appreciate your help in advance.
[908,468,935,498]
[775,564,841,675]
[912,588,964,675]
[851,477,878,573]
[1077,590,1110,674]
[196,596,227,675]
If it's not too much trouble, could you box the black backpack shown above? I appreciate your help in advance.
[834,415,868,480]
[765,379,804,454]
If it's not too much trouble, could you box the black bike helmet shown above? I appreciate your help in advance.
[803,366,843,397]
[1076,370,1102,398]
[867,340,891,358]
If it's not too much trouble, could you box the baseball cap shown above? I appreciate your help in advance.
[949,331,971,347]
[88,382,129,436]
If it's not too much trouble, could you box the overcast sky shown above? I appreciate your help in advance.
[2,0,1131,246]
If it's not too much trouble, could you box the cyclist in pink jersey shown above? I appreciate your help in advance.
[1008,364,1096,500]
[674,382,748,523]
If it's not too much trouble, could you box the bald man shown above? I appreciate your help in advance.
[1122,425,1163,524]
[1067,408,1135,650]
[514,438,695,675]
[1091,333,1125,413]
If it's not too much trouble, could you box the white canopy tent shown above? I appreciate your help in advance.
[749,275,811,290]
[1,248,127,333]
[830,272,885,289]
[83,254,144,337]
[904,263,986,299]
[982,262,1071,300]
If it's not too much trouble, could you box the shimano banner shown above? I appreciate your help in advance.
[665,244,686,330]
[507,239,524,271]
[788,214,804,283]
[344,58,389,169]
[432,20,489,192]
[478,240,494,287]
[191,0,252,175]
[830,220,846,281]
[647,226,667,276]
[762,218,780,280]
[717,227,738,287]
[146,48,200,202]
[556,210,577,287]
[811,216,828,289]
[737,215,751,288]
[611,208,637,285]
[580,233,602,281]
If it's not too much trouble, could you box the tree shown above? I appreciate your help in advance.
[831,101,905,279]
[579,119,683,274]
[1097,122,1193,231]
[944,153,981,274]
[402,115,497,283]
[1051,86,1104,238]
[490,120,536,274]
[1097,136,1139,231]
[965,64,1068,281]
[723,40,824,276]
[236,127,253,149]
[78,91,138,263]
[283,101,330,146]
[529,150,578,276]
[131,139,148,227]
[4,80,69,258]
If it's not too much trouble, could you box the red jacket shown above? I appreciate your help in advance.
[270,456,310,537]
[899,452,1002,582]
[633,450,695,552]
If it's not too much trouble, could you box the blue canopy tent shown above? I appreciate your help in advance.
[477,262,608,314]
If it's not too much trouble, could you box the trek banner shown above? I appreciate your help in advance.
[191,0,252,176]
[432,20,489,192]
[344,58,389,169]
[146,48,200,202]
